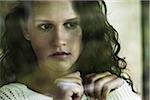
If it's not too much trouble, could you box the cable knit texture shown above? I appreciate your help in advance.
[0,82,141,100]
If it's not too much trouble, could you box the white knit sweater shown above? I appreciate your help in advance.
[0,82,141,100]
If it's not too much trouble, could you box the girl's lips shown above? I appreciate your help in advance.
[49,52,71,60]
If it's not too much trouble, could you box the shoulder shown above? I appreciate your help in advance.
[0,83,52,100]
[107,81,141,100]
[0,83,28,100]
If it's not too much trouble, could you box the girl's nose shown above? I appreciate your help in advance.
[51,26,67,47]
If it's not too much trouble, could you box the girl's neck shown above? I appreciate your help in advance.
[16,68,63,96]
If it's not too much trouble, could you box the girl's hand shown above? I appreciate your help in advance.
[84,72,125,100]
[53,71,84,100]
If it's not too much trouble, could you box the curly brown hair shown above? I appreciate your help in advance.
[0,1,134,91]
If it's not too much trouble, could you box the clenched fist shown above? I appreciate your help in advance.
[54,71,84,100]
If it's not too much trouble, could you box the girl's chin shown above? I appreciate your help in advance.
[38,59,74,72]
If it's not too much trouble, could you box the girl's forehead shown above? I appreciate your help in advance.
[32,0,72,6]
[30,1,73,12]
[27,1,79,22]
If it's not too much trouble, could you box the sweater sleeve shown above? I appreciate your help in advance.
[107,81,141,100]
[81,81,141,100]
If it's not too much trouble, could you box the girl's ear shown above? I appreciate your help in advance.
[20,19,31,40]
[23,32,30,40]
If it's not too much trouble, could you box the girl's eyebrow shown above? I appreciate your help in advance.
[34,19,54,23]
[64,17,80,23]
[34,17,80,23]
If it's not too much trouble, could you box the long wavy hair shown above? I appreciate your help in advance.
[0,0,134,91]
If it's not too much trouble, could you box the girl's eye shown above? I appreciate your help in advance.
[64,22,79,30]
[38,23,54,31]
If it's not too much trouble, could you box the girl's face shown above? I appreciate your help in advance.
[25,1,82,73]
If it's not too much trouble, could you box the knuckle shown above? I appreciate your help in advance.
[117,78,125,84]
[91,78,95,82]
[111,74,117,78]
[96,80,103,87]
[103,84,109,91]
[104,71,111,75]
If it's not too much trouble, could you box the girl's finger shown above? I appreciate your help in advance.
[94,75,117,99]
[84,72,114,98]
[90,72,111,82]
[101,78,124,99]
[84,82,95,98]
[55,71,82,85]
[85,72,111,83]
[57,82,84,100]
[83,72,111,97]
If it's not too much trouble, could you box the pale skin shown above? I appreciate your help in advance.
[20,1,125,100]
